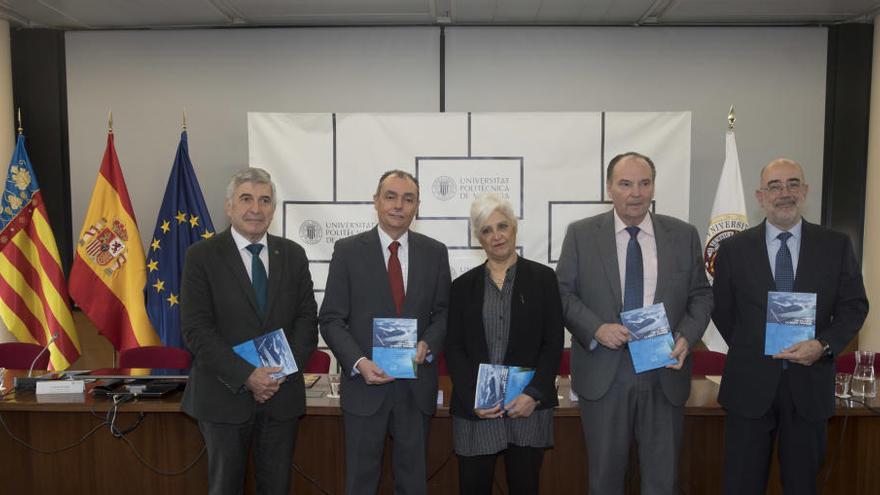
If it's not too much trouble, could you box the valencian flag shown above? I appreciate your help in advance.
[702,120,748,353]
[146,131,214,349]
[0,135,80,370]
[69,131,160,351]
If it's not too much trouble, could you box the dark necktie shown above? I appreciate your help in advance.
[246,243,267,315]
[623,226,643,311]
[388,241,405,315]
[775,231,794,369]
[775,232,794,292]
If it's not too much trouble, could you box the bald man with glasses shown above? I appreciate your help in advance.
[712,158,868,494]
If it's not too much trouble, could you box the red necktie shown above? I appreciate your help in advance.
[388,241,404,315]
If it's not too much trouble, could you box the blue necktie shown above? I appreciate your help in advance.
[775,232,793,369]
[246,244,267,315]
[623,226,643,311]
[775,232,794,292]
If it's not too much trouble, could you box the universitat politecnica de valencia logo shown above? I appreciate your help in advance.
[299,220,323,245]
[431,176,457,201]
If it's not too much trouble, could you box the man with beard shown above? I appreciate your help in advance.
[712,158,868,494]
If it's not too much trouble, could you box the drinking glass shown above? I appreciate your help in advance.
[327,374,341,398]
[834,372,852,398]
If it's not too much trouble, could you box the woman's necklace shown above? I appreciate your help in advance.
[487,257,515,288]
[486,254,516,289]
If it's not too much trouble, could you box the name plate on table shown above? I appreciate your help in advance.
[36,380,85,394]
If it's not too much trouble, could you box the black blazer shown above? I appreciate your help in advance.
[180,229,318,423]
[712,220,868,421]
[445,256,564,419]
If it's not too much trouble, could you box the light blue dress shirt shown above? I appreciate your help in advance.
[765,219,802,280]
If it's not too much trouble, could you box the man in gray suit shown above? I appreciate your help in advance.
[181,168,318,495]
[320,170,451,495]
[556,152,713,494]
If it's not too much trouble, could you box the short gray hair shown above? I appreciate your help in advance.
[226,167,276,205]
[470,193,517,238]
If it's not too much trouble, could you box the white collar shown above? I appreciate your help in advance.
[765,218,803,242]
[612,209,654,237]
[230,227,268,251]
[377,227,409,251]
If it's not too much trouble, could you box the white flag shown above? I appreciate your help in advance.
[703,129,749,353]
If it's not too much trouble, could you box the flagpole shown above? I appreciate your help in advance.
[0,117,81,368]
[70,116,161,351]
[702,105,749,353]
[145,118,215,348]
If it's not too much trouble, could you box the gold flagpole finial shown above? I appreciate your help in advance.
[108,109,113,134]
[182,108,187,131]
[16,108,22,135]
[727,105,736,131]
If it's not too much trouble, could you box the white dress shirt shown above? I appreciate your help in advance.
[377,227,409,293]
[230,227,269,280]
[353,228,412,374]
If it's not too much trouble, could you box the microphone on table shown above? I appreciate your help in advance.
[14,332,60,391]
[28,332,60,377]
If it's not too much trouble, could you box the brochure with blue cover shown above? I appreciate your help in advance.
[620,303,677,373]
[233,328,298,379]
[372,318,418,379]
[474,363,536,409]
[765,291,816,355]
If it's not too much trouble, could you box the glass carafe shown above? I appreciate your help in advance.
[851,350,876,398]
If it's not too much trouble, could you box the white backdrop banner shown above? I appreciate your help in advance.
[248,111,692,350]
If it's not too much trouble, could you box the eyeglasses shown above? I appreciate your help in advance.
[762,181,803,194]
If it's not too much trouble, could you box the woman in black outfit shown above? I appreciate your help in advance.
[445,193,564,495]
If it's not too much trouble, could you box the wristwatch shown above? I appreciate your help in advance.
[818,339,832,357]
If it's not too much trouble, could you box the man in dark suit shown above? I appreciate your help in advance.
[712,158,868,494]
[181,167,318,495]
[319,170,451,495]
[556,152,713,494]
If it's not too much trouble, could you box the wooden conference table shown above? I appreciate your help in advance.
[0,372,877,494]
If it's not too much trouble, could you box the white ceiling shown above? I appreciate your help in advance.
[0,0,878,30]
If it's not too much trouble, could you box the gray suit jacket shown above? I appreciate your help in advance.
[180,229,318,423]
[319,227,451,416]
[556,211,713,405]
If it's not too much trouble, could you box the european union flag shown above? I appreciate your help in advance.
[145,131,215,349]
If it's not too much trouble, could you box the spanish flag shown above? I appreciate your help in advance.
[69,132,160,351]
[0,135,80,370]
